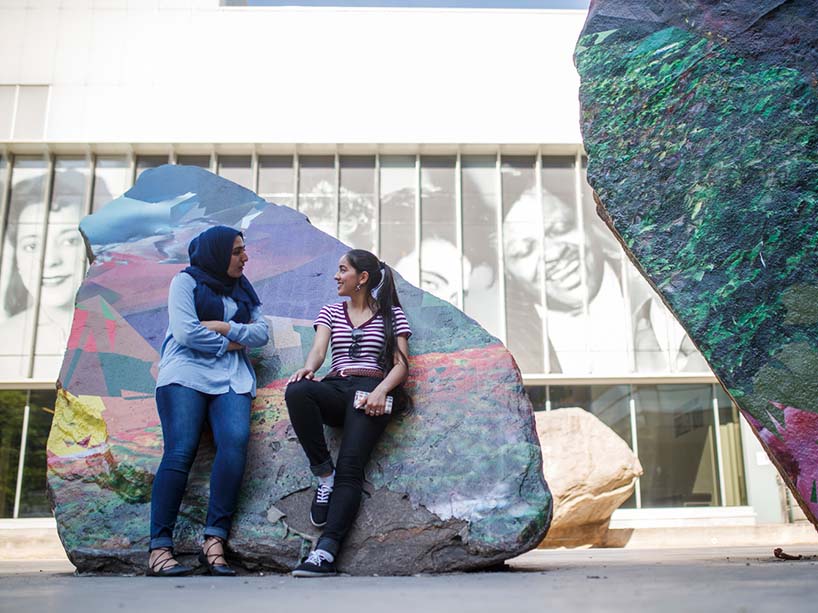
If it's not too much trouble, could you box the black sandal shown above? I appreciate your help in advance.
[147,546,193,577]
[198,536,236,577]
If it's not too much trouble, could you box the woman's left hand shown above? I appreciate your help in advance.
[201,320,230,336]
[361,388,388,417]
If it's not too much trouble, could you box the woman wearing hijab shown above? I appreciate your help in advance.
[147,226,269,577]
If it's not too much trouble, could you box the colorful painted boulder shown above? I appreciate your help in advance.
[576,1,818,527]
[47,165,552,574]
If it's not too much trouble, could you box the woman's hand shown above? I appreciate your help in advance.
[360,387,388,417]
[227,341,245,351]
[201,320,230,336]
[288,368,315,384]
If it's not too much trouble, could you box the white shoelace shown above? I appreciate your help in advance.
[315,482,333,504]
[306,549,333,566]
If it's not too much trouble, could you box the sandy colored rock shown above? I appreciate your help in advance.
[536,408,642,547]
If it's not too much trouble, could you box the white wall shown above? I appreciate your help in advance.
[0,1,586,144]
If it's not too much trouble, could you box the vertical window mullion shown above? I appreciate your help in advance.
[454,151,464,310]
[629,384,641,508]
[374,152,381,257]
[12,391,31,519]
[334,152,341,238]
[496,152,507,344]
[293,150,300,213]
[127,149,136,188]
[712,383,728,506]
[25,154,55,379]
[537,149,550,374]
[415,154,421,281]
[574,150,590,368]
[0,151,13,269]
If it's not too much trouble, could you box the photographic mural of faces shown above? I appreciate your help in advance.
[0,158,101,378]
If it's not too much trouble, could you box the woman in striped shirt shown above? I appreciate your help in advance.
[285,249,411,577]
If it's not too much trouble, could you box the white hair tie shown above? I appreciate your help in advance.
[371,266,386,299]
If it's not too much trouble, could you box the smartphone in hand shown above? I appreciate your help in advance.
[354,390,393,415]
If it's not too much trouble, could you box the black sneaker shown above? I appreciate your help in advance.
[292,549,337,578]
[310,481,333,527]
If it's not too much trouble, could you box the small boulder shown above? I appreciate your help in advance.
[535,408,642,547]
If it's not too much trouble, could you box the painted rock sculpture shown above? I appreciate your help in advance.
[576,0,818,527]
[47,165,552,574]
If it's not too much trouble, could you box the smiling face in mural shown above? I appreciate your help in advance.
[16,201,84,311]
[503,187,605,312]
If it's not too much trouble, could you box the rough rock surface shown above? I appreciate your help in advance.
[535,408,642,547]
[576,1,818,527]
[47,165,552,575]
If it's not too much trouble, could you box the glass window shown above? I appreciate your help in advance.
[217,155,253,190]
[541,156,589,374]
[550,385,591,411]
[716,385,747,506]
[258,155,294,208]
[379,156,416,268]
[634,384,720,507]
[627,258,710,374]
[402,156,460,304]
[502,155,543,372]
[462,156,502,339]
[135,155,168,179]
[298,156,337,237]
[176,155,212,169]
[92,156,130,212]
[589,385,633,447]
[18,390,55,517]
[339,156,376,252]
[0,157,49,378]
[0,154,6,207]
[591,384,636,508]
[0,390,26,518]
[32,157,89,379]
[525,385,547,412]
[580,158,629,374]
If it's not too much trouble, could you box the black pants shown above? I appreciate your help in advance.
[285,375,391,556]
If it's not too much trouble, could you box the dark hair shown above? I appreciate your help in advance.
[344,249,411,410]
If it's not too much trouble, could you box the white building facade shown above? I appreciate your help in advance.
[0,1,790,527]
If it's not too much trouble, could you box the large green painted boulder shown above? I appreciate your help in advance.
[576,1,818,527]
[47,165,552,574]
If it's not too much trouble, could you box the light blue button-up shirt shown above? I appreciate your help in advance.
[156,272,269,397]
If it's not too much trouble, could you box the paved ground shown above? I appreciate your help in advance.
[2,546,817,613]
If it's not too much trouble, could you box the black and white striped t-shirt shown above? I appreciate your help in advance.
[314,302,412,373]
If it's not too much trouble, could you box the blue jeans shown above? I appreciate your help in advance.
[149,384,251,550]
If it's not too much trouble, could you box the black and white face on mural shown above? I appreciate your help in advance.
[16,200,84,311]
[504,188,605,312]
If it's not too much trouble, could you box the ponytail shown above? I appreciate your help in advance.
[344,249,411,411]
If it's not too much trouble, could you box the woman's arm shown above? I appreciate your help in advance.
[360,335,409,416]
[168,274,229,356]
[287,326,331,383]
[202,306,270,348]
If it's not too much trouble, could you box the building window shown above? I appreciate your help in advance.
[0,389,55,518]
[217,155,253,190]
[526,384,747,509]
[339,156,377,254]
[258,155,294,208]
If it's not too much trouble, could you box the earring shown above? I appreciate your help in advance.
[355,283,361,292]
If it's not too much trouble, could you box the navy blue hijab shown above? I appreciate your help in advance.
[182,226,260,324]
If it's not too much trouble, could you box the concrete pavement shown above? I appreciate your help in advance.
[2,546,817,613]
